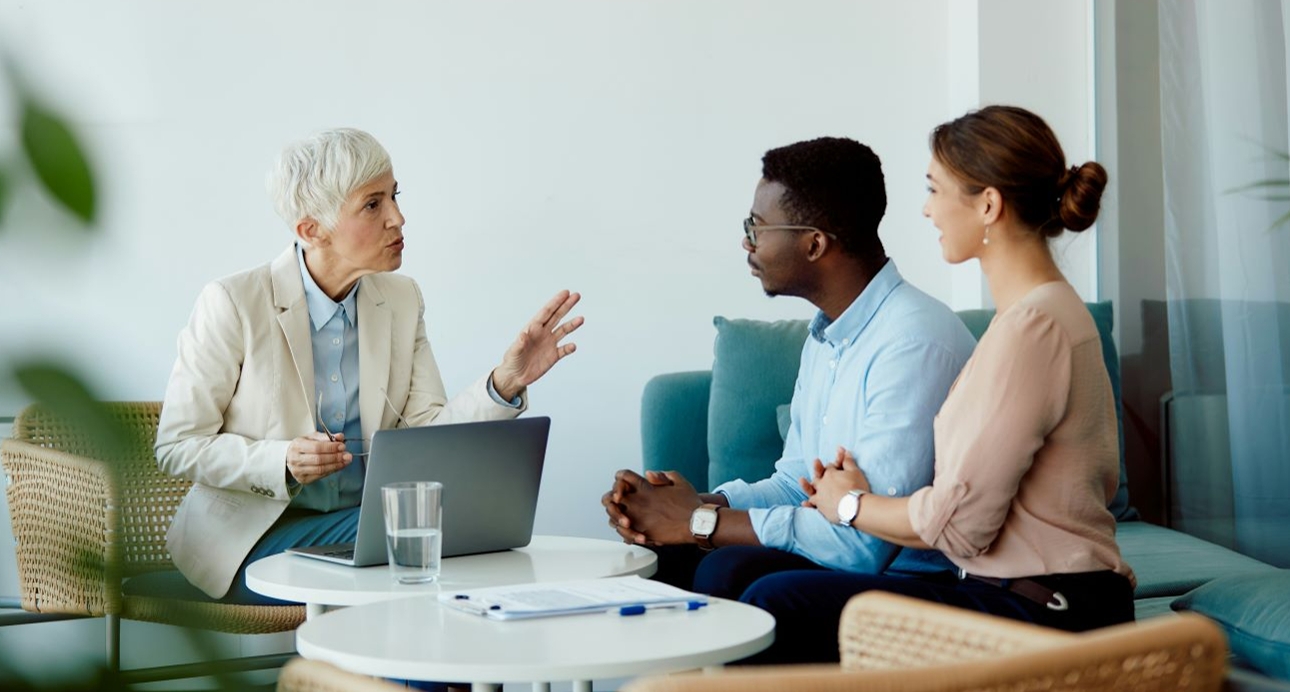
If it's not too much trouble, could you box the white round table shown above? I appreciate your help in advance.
[296,594,775,692]
[246,535,657,618]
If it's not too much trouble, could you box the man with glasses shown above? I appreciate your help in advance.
[603,137,975,599]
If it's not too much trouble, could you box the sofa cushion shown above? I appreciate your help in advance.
[1133,595,1178,621]
[956,301,1134,519]
[1118,521,1278,598]
[641,370,715,491]
[707,317,809,489]
[1172,571,1290,680]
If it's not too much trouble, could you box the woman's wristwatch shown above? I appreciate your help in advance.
[837,489,867,527]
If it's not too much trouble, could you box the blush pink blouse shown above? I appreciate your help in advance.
[907,282,1134,584]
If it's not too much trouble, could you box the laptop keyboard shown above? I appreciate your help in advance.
[322,548,355,559]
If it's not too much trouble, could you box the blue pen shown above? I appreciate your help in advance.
[618,601,708,616]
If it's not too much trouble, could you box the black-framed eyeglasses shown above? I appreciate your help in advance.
[743,215,836,248]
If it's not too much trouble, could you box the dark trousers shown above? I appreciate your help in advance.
[737,569,1136,665]
[649,544,828,598]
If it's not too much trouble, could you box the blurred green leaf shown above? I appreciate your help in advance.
[1227,178,1290,194]
[1275,209,1290,231]
[1228,145,1290,232]
[19,100,96,225]
[0,167,8,223]
[13,361,132,458]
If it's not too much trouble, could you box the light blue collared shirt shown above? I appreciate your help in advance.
[290,244,521,512]
[715,260,976,574]
[293,243,366,512]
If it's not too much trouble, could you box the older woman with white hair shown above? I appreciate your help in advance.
[151,128,582,603]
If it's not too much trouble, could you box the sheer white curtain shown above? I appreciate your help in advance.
[1160,0,1290,566]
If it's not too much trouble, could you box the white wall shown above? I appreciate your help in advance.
[979,0,1098,304]
[0,0,1098,552]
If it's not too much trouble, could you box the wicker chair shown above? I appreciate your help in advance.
[276,658,405,692]
[623,591,1229,692]
[0,402,305,683]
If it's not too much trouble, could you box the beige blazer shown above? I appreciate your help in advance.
[156,245,525,598]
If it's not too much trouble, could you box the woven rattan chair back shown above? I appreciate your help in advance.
[839,590,1071,670]
[11,402,187,575]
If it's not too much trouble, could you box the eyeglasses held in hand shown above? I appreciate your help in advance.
[316,389,411,458]
[317,391,370,457]
[742,215,836,249]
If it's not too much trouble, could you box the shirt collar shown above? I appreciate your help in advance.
[296,243,358,332]
[807,258,903,346]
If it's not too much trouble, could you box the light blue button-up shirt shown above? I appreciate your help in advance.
[290,244,521,512]
[715,260,976,574]
[293,244,366,512]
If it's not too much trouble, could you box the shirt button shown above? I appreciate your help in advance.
[334,413,343,421]
[331,374,339,382]
[332,338,341,345]
[822,416,829,425]
[887,487,897,496]
[829,360,837,369]
[842,338,850,346]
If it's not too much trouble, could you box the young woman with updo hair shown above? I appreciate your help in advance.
[736,105,1135,664]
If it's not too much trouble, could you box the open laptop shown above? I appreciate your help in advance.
[287,416,550,566]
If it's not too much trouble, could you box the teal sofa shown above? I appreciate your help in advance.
[639,302,1278,622]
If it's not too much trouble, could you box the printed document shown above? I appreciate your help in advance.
[439,575,709,620]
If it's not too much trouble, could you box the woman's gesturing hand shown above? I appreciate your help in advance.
[491,290,584,401]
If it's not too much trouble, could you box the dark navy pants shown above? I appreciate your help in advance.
[648,544,828,598]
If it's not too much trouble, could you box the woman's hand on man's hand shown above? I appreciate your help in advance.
[800,446,871,523]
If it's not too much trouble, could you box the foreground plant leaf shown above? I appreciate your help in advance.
[19,99,96,225]
[0,167,8,225]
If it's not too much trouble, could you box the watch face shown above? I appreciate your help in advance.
[690,507,718,536]
[838,493,859,524]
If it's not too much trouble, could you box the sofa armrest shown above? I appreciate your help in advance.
[641,371,712,492]
[1,438,122,616]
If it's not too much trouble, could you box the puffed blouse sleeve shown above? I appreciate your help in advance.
[907,306,1072,558]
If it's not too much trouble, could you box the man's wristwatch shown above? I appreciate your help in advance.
[837,489,867,527]
[690,503,720,550]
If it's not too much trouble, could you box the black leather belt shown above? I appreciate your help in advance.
[958,569,1070,611]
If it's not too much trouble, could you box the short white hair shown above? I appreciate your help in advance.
[267,128,392,235]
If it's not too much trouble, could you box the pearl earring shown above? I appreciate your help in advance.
[983,225,991,246]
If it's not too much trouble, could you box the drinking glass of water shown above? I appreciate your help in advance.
[381,481,443,584]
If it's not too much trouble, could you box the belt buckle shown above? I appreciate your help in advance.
[1047,591,1070,611]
